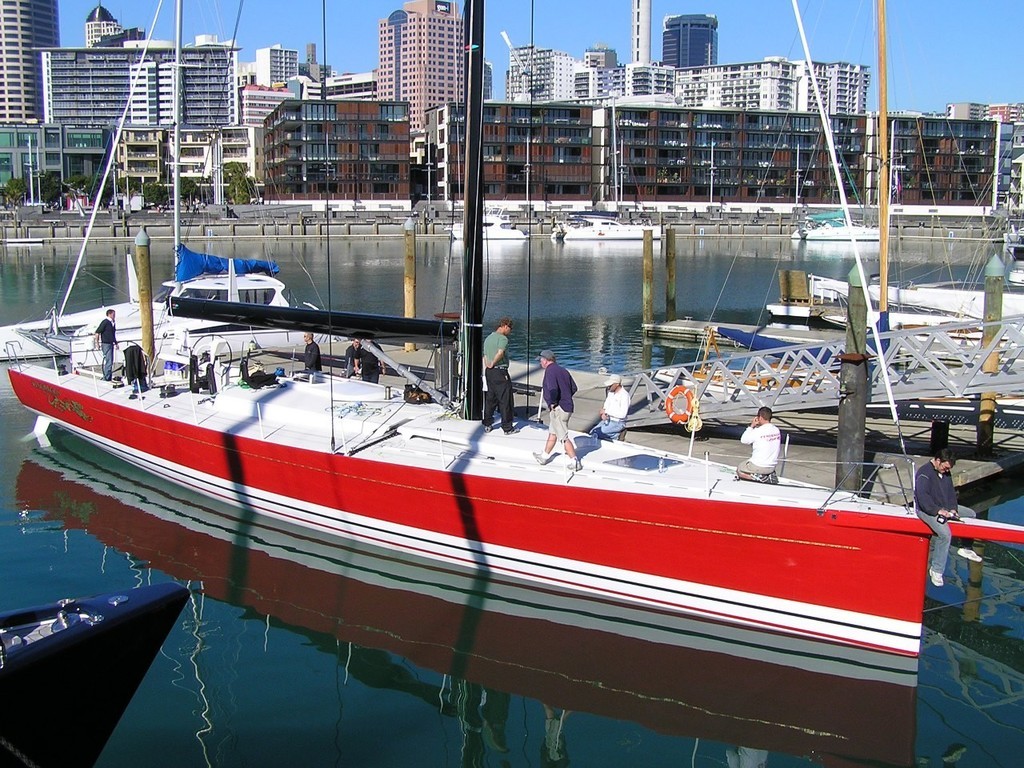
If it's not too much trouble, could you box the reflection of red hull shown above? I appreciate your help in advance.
[9,366,940,656]
[17,447,918,767]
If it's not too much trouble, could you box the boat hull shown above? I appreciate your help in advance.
[0,582,188,766]
[16,445,918,767]
[8,365,942,656]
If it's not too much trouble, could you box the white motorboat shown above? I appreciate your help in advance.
[552,214,661,242]
[791,211,879,242]
[448,207,527,240]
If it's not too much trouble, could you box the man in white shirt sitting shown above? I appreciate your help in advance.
[590,373,630,441]
[736,406,781,483]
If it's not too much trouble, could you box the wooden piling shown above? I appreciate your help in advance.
[978,254,1004,456]
[642,229,654,327]
[404,225,417,352]
[664,228,677,322]
[836,266,868,492]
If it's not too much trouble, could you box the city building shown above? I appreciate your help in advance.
[240,84,292,127]
[506,46,577,102]
[675,58,869,116]
[178,126,264,203]
[676,58,801,112]
[986,103,1024,123]
[663,14,718,69]
[41,36,239,128]
[298,42,332,82]
[885,113,997,208]
[0,124,107,194]
[624,63,676,98]
[255,44,298,87]
[426,102,594,203]
[800,61,871,116]
[85,3,121,47]
[263,99,410,200]
[377,0,463,132]
[0,0,60,122]
[946,102,989,121]
[632,0,652,65]
[324,72,377,100]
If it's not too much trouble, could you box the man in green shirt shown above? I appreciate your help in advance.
[482,317,517,434]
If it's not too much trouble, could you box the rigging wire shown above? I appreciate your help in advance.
[322,0,336,453]
[525,0,536,396]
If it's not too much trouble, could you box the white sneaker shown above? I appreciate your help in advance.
[533,452,549,466]
[957,547,983,563]
[929,569,944,587]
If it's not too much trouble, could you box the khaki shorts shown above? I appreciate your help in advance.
[548,405,572,441]
[738,459,776,475]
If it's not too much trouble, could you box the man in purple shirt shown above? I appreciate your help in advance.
[533,349,581,471]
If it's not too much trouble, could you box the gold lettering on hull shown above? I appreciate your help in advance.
[32,381,93,423]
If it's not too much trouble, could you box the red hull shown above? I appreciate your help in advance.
[16,450,918,767]
[10,368,933,653]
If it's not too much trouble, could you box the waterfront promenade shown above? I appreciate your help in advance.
[1,203,1009,245]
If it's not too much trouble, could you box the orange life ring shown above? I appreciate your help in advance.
[665,385,694,424]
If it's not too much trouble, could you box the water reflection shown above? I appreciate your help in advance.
[17,431,923,767]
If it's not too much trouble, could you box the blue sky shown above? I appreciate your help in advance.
[61,1,1020,112]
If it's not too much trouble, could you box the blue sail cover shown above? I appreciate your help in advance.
[174,244,280,283]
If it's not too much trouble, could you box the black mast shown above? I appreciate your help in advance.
[460,0,485,419]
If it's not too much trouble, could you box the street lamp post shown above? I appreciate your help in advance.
[709,139,715,205]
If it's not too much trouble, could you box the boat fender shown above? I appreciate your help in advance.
[665,385,694,424]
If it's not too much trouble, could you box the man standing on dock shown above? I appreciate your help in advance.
[736,406,781,483]
[915,449,982,587]
[534,349,581,470]
[482,317,517,434]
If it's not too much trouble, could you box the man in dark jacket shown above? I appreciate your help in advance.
[303,333,322,372]
[914,449,982,587]
[93,309,117,381]
[533,349,581,471]
[344,338,380,383]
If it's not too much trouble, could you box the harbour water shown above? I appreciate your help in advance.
[2,234,1024,766]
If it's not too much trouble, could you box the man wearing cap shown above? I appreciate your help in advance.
[534,349,581,470]
[482,317,517,434]
[590,373,629,441]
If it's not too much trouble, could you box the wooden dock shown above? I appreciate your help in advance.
[643,318,845,347]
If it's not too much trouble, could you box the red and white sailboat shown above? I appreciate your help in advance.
[8,0,1024,659]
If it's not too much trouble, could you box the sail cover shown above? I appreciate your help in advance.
[174,243,280,283]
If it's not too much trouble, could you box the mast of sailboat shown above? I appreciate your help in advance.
[55,4,165,322]
[791,0,905,452]
[460,0,486,419]
[877,0,889,319]
[172,0,183,253]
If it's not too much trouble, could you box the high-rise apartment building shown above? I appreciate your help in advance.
[42,37,239,128]
[0,0,60,122]
[797,61,871,115]
[663,14,718,68]
[255,44,298,87]
[85,3,122,47]
[506,46,577,102]
[674,57,868,116]
[378,0,463,132]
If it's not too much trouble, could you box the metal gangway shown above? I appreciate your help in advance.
[627,315,1024,427]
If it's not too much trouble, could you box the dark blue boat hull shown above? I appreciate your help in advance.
[0,582,188,767]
